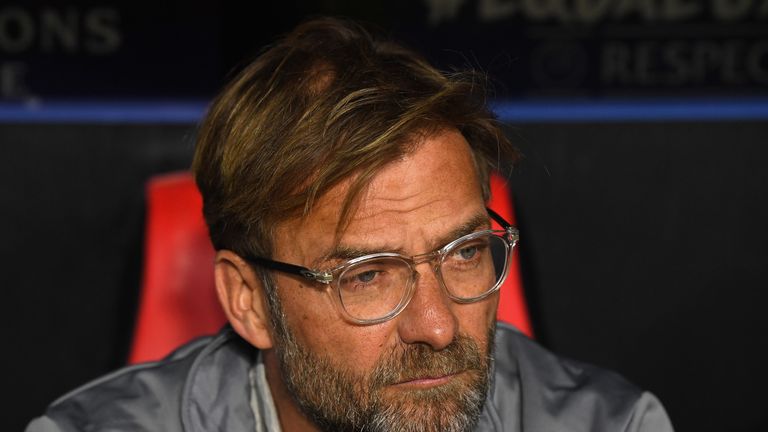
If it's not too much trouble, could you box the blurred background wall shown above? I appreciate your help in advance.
[2,1,767,430]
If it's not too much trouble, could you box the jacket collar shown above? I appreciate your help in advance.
[181,327,259,432]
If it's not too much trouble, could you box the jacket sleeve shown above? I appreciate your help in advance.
[25,416,66,432]
[625,392,675,432]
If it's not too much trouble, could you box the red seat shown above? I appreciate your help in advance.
[129,172,532,364]
[128,173,224,364]
[488,174,533,338]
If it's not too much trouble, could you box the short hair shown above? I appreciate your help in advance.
[192,17,518,260]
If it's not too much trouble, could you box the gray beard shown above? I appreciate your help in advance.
[268,300,495,432]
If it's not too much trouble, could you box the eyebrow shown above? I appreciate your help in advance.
[315,211,491,266]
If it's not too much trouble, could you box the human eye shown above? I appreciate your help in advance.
[339,263,389,292]
[457,245,478,260]
[447,237,489,266]
[346,269,380,284]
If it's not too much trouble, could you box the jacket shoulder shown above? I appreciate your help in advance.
[28,335,215,432]
[489,323,673,431]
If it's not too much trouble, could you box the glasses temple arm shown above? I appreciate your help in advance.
[486,207,512,229]
[486,207,520,246]
[245,256,328,282]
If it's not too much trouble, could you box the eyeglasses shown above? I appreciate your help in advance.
[244,208,519,325]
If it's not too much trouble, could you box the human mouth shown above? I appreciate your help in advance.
[392,371,463,388]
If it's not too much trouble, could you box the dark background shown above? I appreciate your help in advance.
[3,1,768,431]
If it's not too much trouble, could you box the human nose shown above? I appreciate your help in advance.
[396,264,458,350]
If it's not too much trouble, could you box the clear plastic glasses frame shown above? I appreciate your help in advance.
[245,208,519,325]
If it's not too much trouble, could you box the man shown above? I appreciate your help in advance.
[27,17,673,432]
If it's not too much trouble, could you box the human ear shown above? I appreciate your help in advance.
[214,250,273,349]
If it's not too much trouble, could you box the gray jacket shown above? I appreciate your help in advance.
[27,323,673,431]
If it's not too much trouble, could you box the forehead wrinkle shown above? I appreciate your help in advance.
[309,198,443,267]
[435,212,492,250]
[352,195,444,222]
[313,209,491,268]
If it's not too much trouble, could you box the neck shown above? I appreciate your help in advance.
[263,349,321,432]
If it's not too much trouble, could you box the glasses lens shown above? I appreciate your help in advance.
[337,257,412,321]
[440,233,509,299]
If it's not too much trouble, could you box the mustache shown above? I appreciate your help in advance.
[368,334,486,388]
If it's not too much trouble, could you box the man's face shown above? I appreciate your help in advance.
[266,129,499,432]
